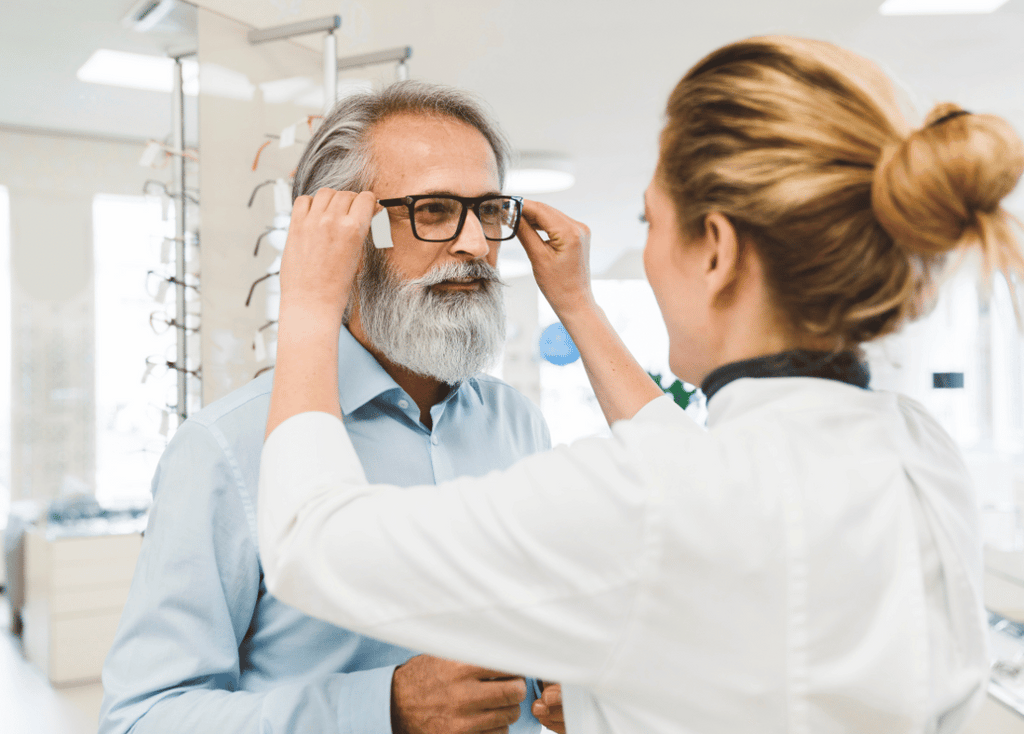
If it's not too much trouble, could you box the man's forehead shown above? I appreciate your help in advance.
[370,113,500,192]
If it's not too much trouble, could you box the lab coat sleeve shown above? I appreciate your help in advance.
[259,406,666,687]
[98,419,401,734]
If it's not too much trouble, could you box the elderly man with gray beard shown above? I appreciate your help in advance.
[99,81,560,734]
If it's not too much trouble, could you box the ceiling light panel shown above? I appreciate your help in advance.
[77,49,199,95]
[879,0,1009,15]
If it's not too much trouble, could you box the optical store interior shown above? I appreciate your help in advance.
[4,0,1024,732]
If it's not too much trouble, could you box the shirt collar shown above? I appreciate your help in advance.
[337,327,404,415]
[336,327,472,416]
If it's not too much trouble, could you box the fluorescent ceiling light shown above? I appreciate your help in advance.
[77,49,197,94]
[507,153,576,194]
[879,0,1009,14]
[77,50,254,101]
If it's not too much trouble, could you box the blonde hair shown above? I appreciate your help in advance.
[658,36,1024,346]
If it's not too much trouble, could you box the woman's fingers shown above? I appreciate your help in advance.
[515,200,594,315]
[280,188,376,316]
[519,200,589,250]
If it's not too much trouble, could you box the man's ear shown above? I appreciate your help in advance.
[700,212,742,302]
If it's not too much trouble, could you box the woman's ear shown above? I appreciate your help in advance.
[700,212,742,301]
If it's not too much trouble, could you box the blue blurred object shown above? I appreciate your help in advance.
[539,323,580,365]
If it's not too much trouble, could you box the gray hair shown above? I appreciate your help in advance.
[292,80,511,200]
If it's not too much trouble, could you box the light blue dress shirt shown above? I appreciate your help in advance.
[99,327,551,734]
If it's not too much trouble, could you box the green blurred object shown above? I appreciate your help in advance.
[648,372,697,409]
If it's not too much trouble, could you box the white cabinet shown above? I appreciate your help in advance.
[23,527,142,686]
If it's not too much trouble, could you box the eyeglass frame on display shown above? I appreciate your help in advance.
[376,194,523,243]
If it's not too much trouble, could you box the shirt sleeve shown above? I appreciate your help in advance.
[258,407,663,687]
[98,419,402,734]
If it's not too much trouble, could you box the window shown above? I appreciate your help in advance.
[0,186,9,523]
[93,194,178,506]
[538,279,702,446]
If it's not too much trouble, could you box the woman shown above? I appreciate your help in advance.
[257,36,1024,733]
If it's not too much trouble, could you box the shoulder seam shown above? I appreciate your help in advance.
[195,420,259,547]
[189,379,273,429]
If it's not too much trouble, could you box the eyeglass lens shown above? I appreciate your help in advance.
[411,197,519,242]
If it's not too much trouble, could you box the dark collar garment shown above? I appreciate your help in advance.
[700,350,871,403]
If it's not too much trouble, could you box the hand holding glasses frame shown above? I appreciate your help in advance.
[377,194,523,243]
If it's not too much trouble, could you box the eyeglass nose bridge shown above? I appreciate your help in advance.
[450,199,492,245]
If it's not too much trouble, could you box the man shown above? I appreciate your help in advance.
[100,81,560,734]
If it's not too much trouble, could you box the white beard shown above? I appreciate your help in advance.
[357,255,507,384]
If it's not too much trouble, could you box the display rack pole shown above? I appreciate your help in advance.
[324,29,338,109]
[171,54,188,423]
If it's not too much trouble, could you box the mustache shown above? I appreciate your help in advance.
[410,260,506,289]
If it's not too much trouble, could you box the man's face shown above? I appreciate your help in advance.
[370,113,503,283]
[350,113,508,385]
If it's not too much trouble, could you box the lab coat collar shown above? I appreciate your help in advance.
[701,350,869,403]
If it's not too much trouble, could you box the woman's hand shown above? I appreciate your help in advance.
[265,188,375,440]
[516,200,595,318]
[279,188,376,322]
[515,200,663,426]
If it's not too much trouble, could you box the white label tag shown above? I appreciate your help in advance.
[159,410,170,437]
[140,141,163,168]
[161,237,173,264]
[370,210,393,249]
[273,178,291,214]
[279,124,297,149]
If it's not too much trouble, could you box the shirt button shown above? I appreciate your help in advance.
[431,435,439,446]
[398,399,409,409]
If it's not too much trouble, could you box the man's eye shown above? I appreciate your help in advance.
[639,211,649,225]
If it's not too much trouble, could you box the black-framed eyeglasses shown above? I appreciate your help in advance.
[377,194,523,243]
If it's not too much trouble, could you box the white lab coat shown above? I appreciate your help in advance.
[258,377,988,734]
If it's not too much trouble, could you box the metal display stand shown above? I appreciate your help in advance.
[171,53,190,423]
[247,16,413,108]
[248,16,343,110]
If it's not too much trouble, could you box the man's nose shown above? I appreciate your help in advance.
[449,210,491,259]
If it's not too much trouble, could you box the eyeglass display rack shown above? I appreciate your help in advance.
[245,16,411,378]
[171,51,193,424]
[989,609,1024,716]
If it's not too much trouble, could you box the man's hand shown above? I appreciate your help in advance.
[532,682,566,734]
[391,655,527,734]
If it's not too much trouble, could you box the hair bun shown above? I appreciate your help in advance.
[871,103,1024,258]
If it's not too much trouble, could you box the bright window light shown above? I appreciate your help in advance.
[0,186,9,524]
[879,0,1009,14]
[94,194,176,506]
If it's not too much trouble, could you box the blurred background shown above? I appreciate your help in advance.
[2,1,1024,732]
